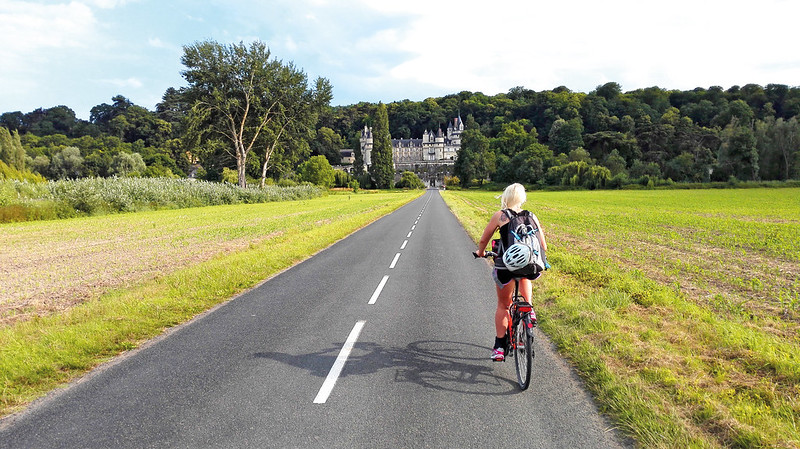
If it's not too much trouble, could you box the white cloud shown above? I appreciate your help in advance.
[100,77,144,88]
[148,37,167,48]
[348,0,800,97]
[0,1,96,52]
[0,1,99,99]
[84,0,136,9]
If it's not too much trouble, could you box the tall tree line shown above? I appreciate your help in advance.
[3,71,799,187]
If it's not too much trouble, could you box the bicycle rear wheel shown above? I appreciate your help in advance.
[513,313,534,390]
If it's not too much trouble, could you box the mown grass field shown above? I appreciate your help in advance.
[443,188,800,449]
[0,190,422,418]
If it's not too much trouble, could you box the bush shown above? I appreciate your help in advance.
[395,171,425,189]
[222,167,239,184]
[334,169,353,188]
[444,176,461,188]
[298,155,335,188]
[0,160,46,183]
[0,177,324,222]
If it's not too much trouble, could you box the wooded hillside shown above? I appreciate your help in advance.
[3,81,799,188]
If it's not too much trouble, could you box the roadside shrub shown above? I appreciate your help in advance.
[298,155,335,188]
[444,176,460,188]
[395,171,425,189]
[0,177,324,222]
[222,167,239,185]
[334,169,354,188]
[0,160,46,183]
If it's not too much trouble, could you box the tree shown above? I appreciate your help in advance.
[0,127,26,170]
[297,155,335,188]
[395,171,425,189]
[719,121,759,180]
[455,116,494,186]
[25,106,80,137]
[664,152,696,182]
[109,105,173,147]
[756,117,800,180]
[593,82,622,101]
[584,130,640,163]
[548,118,584,154]
[506,143,554,184]
[90,95,133,132]
[256,74,331,187]
[311,127,344,165]
[51,147,85,179]
[369,103,394,188]
[352,132,365,175]
[181,40,331,187]
[493,120,538,157]
[112,152,146,176]
[0,112,24,132]
[156,87,189,132]
[603,149,627,176]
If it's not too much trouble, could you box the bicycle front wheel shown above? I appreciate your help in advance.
[513,313,534,390]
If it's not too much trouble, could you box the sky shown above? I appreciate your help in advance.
[1,0,799,120]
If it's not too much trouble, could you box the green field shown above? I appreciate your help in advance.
[443,188,800,449]
[0,190,422,417]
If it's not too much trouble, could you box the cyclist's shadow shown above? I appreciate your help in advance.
[254,340,521,395]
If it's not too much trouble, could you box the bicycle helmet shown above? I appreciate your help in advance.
[502,243,531,270]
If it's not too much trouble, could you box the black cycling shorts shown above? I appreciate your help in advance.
[492,268,541,288]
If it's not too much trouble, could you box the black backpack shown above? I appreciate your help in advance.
[495,209,546,276]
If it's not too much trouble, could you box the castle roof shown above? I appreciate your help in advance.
[392,138,423,147]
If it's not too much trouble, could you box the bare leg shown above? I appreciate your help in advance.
[495,278,535,338]
[494,281,514,338]
[518,278,532,303]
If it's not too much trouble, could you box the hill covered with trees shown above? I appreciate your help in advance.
[2,40,798,190]
[322,83,800,188]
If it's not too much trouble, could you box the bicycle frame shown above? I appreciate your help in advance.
[505,278,536,390]
[505,279,535,353]
[473,250,536,390]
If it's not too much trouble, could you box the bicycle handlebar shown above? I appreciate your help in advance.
[472,251,498,259]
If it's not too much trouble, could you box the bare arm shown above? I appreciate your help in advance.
[476,211,507,257]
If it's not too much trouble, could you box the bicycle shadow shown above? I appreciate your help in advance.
[254,340,522,395]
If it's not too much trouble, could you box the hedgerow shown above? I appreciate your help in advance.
[0,177,323,222]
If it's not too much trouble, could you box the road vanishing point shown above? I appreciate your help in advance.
[0,190,631,448]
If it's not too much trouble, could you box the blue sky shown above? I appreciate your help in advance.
[2,0,799,120]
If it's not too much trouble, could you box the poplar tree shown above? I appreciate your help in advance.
[0,127,26,171]
[369,103,394,188]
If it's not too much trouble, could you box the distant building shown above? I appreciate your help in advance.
[359,117,463,170]
[340,149,355,165]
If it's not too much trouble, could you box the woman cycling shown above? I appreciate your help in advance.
[474,183,547,361]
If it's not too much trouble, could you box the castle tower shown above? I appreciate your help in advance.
[359,125,373,168]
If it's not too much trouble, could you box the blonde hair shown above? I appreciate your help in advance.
[500,183,526,210]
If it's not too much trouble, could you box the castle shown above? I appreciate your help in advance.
[360,117,464,170]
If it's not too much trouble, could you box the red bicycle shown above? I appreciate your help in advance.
[474,251,536,390]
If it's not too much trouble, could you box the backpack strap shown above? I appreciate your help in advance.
[503,209,531,219]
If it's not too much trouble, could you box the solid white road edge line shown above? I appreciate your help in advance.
[368,275,390,305]
[313,321,366,404]
[389,253,400,269]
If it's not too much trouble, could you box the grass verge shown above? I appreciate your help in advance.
[0,190,423,418]
[443,189,800,449]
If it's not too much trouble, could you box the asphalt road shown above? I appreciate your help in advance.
[0,189,632,448]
